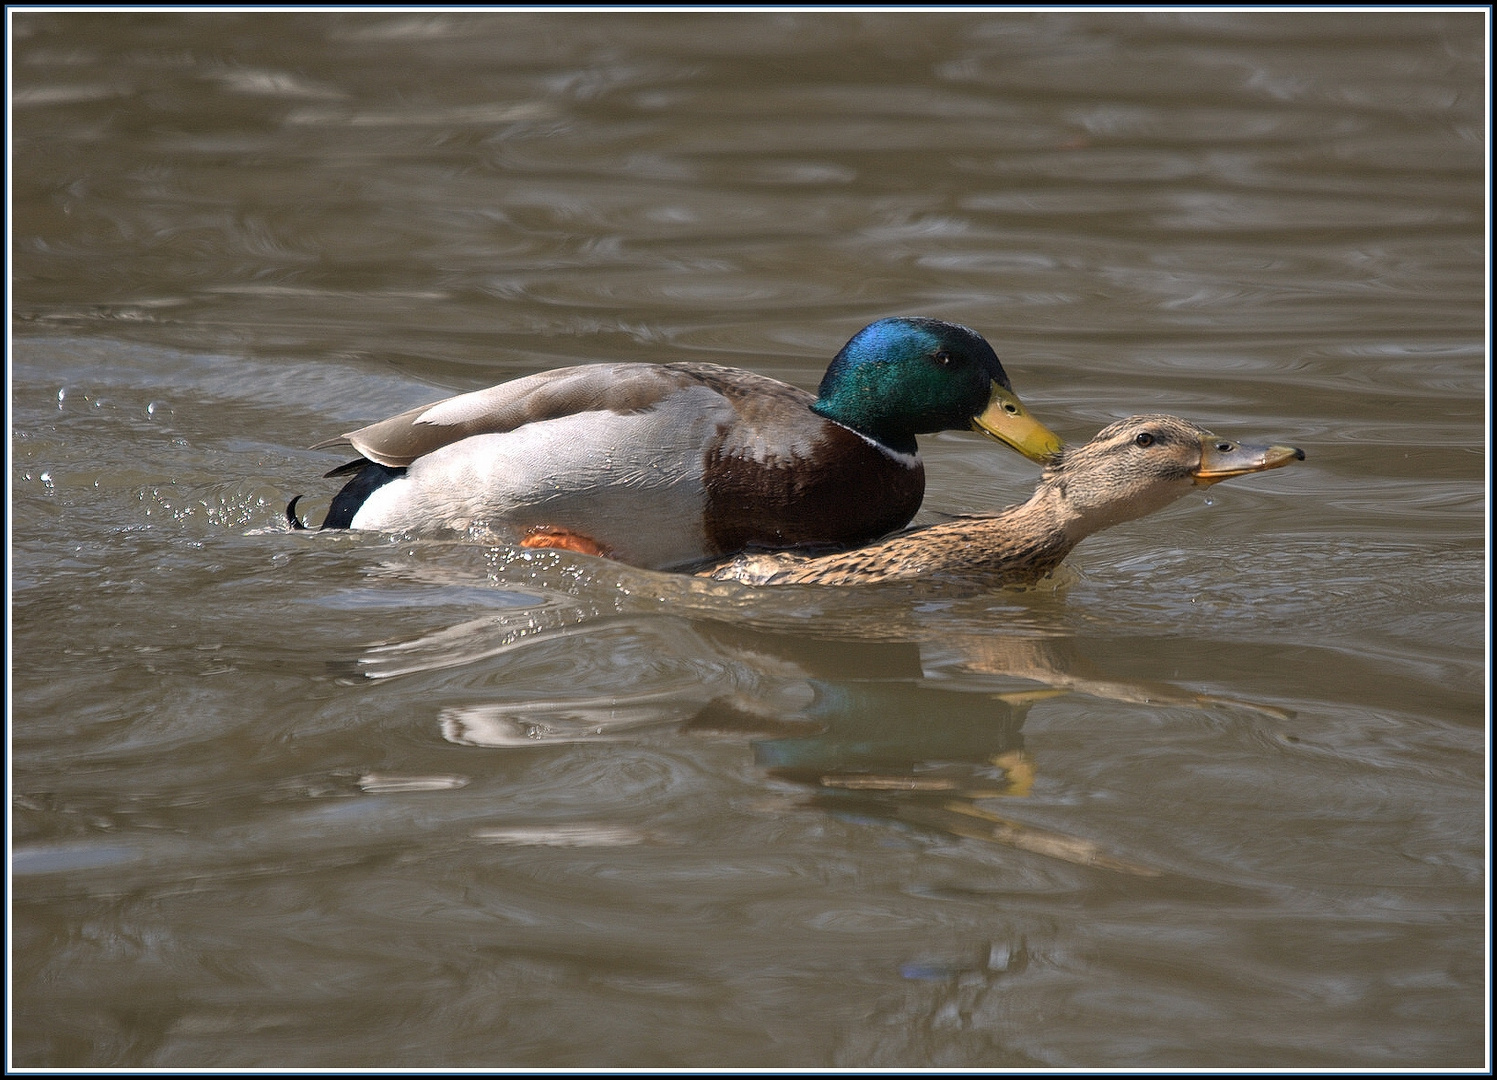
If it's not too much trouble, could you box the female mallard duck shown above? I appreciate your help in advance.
[702,414,1304,587]
[289,317,1060,570]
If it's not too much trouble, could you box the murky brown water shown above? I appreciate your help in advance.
[10,11,1487,1069]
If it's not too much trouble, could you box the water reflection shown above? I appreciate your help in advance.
[349,553,1293,875]
[11,10,1484,1067]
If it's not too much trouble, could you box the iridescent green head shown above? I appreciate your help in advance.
[812,317,1062,460]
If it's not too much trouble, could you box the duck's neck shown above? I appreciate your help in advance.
[844,486,1083,586]
[903,479,1138,584]
[1038,467,1198,543]
[811,399,919,457]
[967,484,1083,582]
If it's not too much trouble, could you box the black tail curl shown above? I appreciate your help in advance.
[323,461,406,528]
[286,460,407,531]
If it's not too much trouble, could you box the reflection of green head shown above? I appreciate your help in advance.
[753,678,1030,774]
[813,318,1016,456]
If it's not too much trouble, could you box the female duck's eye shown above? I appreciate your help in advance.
[1134,432,1156,447]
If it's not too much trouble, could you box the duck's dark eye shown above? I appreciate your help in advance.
[1134,432,1156,447]
[932,350,953,367]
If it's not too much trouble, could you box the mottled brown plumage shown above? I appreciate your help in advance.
[702,414,1304,588]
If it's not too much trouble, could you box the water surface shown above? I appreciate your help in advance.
[10,11,1488,1069]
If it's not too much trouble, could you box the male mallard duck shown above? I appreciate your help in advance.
[702,414,1303,587]
[288,317,1061,570]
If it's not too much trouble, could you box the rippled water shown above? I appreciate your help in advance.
[9,11,1488,1069]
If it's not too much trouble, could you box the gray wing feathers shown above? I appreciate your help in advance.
[313,364,694,468]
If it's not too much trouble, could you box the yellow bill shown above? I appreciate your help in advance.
[971,382,1064,463]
